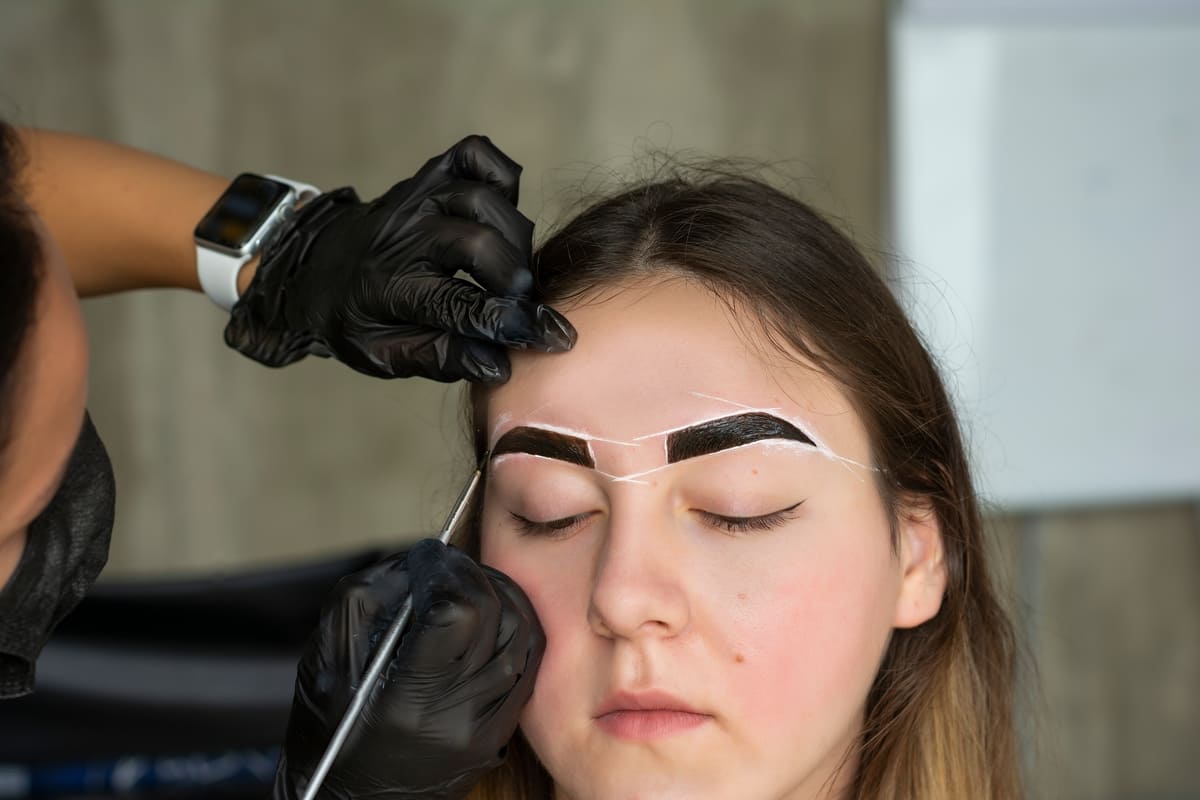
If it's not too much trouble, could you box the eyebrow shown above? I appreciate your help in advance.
[666,412,815,462]
[490,412,814,468]
[491,427,595,468]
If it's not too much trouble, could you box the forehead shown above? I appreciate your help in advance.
[486,279,870,463]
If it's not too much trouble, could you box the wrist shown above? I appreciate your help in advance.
[194,174,319,311]
[236,189,320,296]
[236,254,262,296]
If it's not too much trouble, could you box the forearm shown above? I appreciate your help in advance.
[16,128,231,298]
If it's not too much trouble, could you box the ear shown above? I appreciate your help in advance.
[892,501,948,629]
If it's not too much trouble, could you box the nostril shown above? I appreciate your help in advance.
[588,579,691,641]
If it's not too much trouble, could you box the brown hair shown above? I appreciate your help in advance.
[457,168,1023,799]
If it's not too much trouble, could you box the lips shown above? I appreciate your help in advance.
[594,690,712,740]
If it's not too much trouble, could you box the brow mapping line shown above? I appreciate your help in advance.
[489,421,601,463]
[611,443,876,484]
[687,392,846,459]
[490,394,872,475]
[492,439,872,485]
[627,408,783,441]
[605,439,861,484]
[494,417,874,478]
[631,407,828,455]
[487,421,637,454]
[689,391,769,410]
[691,391,827,440]
[490,451,658,485]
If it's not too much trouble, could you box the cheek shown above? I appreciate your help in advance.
[480,526,592,722]
[726,520,901,741]
[482,538,585,649]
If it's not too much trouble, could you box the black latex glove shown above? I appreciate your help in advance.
[274,539,544,800]
[226,135,575,383]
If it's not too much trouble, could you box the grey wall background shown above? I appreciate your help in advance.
[1,1,1195,797]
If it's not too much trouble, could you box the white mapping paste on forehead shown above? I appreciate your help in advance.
[488,392,875,483]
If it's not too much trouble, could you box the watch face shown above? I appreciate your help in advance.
[194,173,292,251]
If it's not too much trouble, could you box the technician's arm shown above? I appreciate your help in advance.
[16,128,227,297]
[17,129,576,383]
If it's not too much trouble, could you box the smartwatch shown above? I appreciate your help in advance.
[194,173,319,311]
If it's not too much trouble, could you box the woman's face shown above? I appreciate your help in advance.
[480,278,944,800]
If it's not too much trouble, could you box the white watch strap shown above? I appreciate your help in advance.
[196,176,320,312]
[265,175,320,201]
[196,246,249,313]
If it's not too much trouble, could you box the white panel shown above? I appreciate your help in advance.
[891,8,1200,509]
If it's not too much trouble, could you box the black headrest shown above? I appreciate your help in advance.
[0,548,389,764]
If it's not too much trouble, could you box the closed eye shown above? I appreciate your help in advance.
[696,501,804,534]
[511,511,596,538]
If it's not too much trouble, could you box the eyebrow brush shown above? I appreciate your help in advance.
[301,456,488,800]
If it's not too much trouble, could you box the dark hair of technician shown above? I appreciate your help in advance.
[459,169,1023,799]
[0,119,44,473]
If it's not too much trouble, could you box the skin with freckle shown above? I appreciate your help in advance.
[478,278,943,800]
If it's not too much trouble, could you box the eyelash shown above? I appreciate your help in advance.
[511,511,593,538]
[698,501,804,534]
[510,501,804,539]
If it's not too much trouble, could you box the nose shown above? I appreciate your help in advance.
[587,503,691,641]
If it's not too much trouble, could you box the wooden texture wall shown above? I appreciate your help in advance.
[1,1,1195,796]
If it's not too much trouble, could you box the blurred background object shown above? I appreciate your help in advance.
[0,1,1195,797]
[892,0,1200,508]
[890,1,1200,796]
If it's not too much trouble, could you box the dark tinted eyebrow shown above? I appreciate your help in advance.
[666,412,815,463]
[491,427,594,468]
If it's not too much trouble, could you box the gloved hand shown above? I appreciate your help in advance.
[226,135,575,383]
[274,539,544,800]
